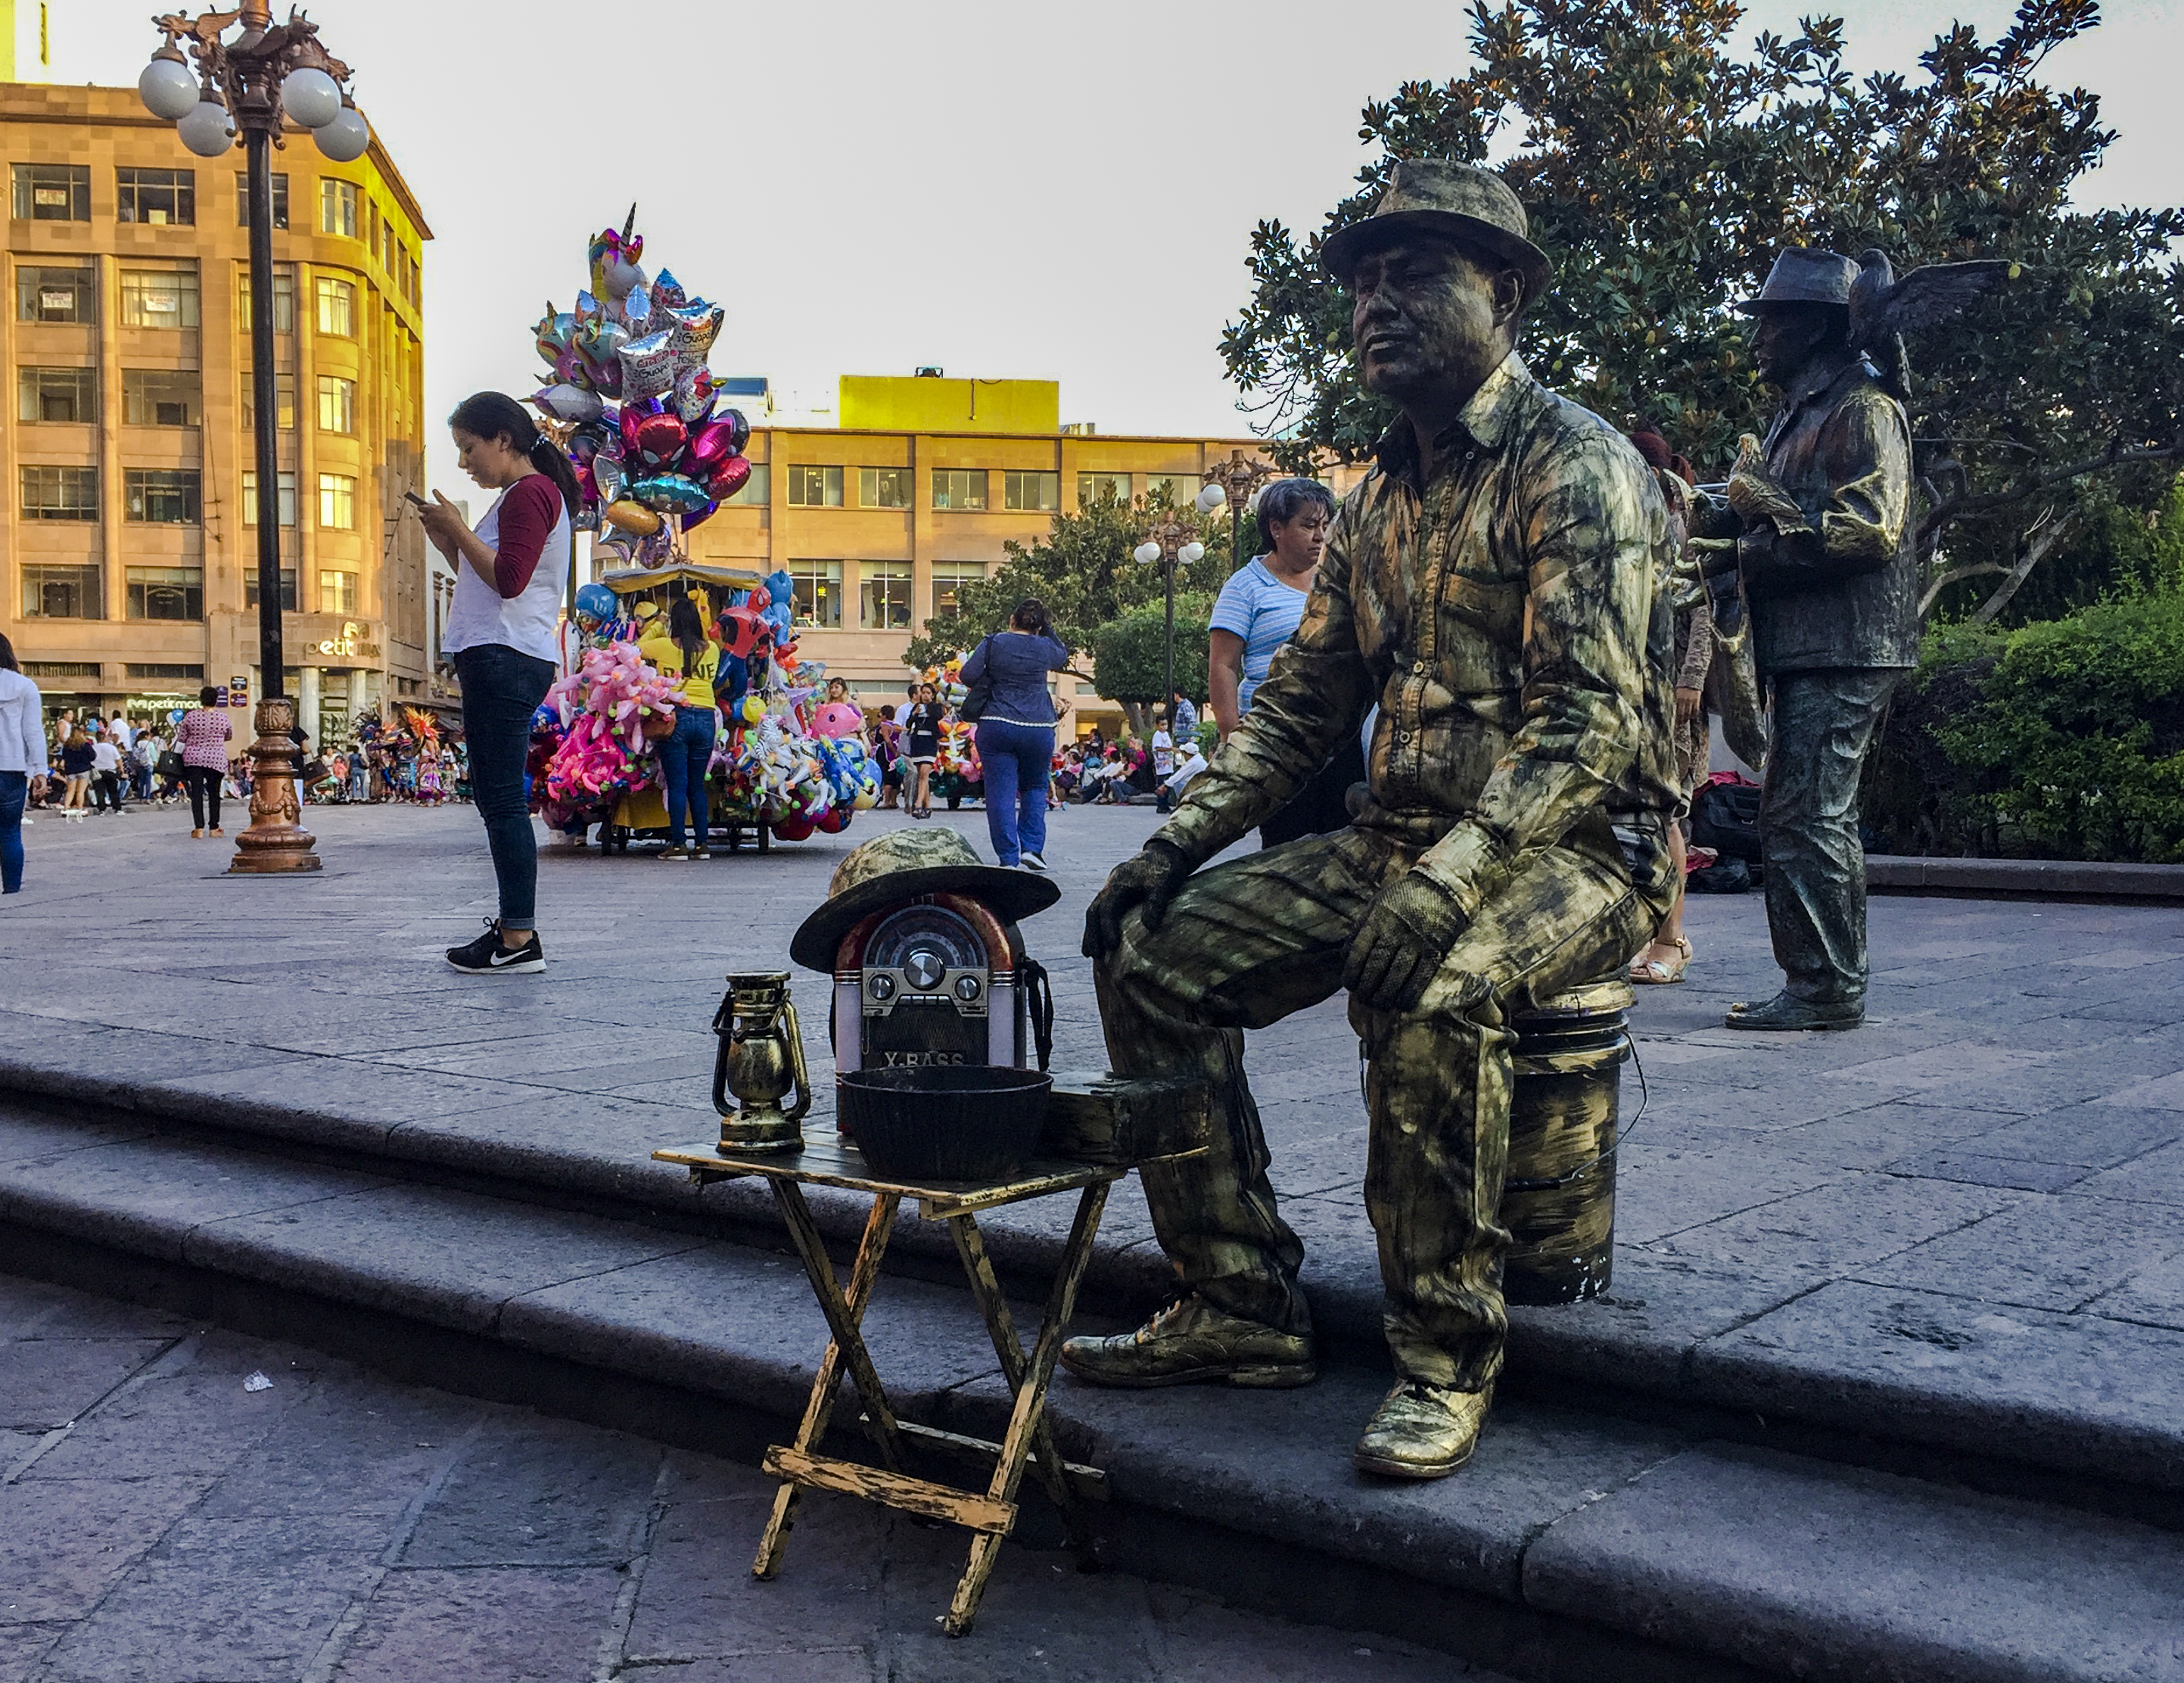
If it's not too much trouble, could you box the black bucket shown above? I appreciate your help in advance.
[838,1065,1053,1182]
[1501,980,1630,1305]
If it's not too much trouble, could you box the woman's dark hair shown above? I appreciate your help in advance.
[1255,478,1336,536]
[1010,597,1049,633]
[447,391,583,518]
[198,684,219,708]
[667,594,706,677]
[0,631,17,673]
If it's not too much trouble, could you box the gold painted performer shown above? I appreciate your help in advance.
[1064,160,1677,1479]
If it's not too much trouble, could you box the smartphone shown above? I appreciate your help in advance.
[403,490,431,509]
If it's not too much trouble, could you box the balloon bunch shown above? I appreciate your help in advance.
[530,207,755,562]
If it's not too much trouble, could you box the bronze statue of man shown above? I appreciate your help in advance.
[1694,248,1916,1032]
[1064,160,1676,1479]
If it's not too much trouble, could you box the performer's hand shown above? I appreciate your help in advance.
[1082,839,1193,960]
[1686,536,1738,573]
[1344,869,1468,1013]
[1676,686,1703,729]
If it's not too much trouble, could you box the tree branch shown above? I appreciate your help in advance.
[1918,440,2184,548]
[1917,560,2011,616]
[1971,512,2079,625]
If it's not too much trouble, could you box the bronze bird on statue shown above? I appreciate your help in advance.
[1848,248,2011,399]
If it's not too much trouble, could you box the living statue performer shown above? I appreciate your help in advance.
[1065,160,1678,1480]
[1691,246,2002,1032]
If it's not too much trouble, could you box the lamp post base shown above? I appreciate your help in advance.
[226,695,322,875]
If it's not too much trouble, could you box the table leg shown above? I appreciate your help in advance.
[944,1181,1110,1636]
[754,1189,900,1580]
[947,1213,1082,1545]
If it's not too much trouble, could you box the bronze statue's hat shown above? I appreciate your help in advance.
[1737,247,1859,313]
[789,827,1060,972]
[1320,159,1553,299]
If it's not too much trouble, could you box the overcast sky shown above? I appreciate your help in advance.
[53,0,2182,492]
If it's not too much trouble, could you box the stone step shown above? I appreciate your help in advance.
[5,1044,2179,1520]
[2,1098,2180,1682]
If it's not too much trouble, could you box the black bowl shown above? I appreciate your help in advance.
[837,1065,1052,1182]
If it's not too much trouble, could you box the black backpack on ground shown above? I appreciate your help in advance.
[1691,779,1763,860]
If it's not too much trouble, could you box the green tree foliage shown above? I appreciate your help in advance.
[901,494,1232,674]
[1089,599,1212,705]
[1221,0,2184,619]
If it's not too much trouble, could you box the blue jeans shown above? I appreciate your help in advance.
[661,705,717,850]
[456,643,557,925]
[974,719,1053,866]
[0,770,24,893]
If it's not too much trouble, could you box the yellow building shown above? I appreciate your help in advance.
[0,82,428,744]
[674,374,1357,733]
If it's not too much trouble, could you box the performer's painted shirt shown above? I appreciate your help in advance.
[1158,353,1675,921]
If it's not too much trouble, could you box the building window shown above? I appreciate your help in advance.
[787,559,842,627]
[241,469,298,527]
[243,568,299,611]
[116,167,194,226]
[235,171,288,229]
[127,566,203,621]
[1146,474,1198,506]
[26,661,101,680]
[126,663,206,681]
[319,178,358,237]
[1003,471,1059,512]
[318,472,356,530]
[240,372,297,431]
[11,163,89,222]
[725,462,770,506]
[930,564,985,623]
[125,468,201,524]
[236,266,296,333]
[858,467,911,509]
[319,569,358,614]
[122,369,201,427]
[314,275,354,338]
[17,264,95,324]
[932,469,988,511]
[859,563,912,630]
[786,465,843,508]
[316,375,355,434]
[20,465,98,520]
[1078,472,1131,509]
[17,367,95,424]
[119,265,201,329]
[21,565,102,619]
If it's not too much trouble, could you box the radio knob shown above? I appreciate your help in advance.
[904,950,944,991]
[867,973,895,1000]
[954,975,982,1001]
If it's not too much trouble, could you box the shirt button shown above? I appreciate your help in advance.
[1411,661,1427,676]
[1395,730,1410,745]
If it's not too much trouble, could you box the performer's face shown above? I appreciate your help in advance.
[1350,236,1523,404]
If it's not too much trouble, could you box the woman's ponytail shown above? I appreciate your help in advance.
[448,390,582,518]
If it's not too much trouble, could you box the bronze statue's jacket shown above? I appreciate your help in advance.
[1159,353,1675,921]
[1738,352,1917,674]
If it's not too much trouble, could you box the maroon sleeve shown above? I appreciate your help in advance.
[491,476,563,599]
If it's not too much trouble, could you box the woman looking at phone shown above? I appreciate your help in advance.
[415,391,578,975]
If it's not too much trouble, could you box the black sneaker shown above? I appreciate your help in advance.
[446,919,545,975]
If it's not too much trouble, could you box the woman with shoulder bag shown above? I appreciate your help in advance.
[415,392,577,973]
[639,595,723,860]
[173,686,232,838]
[959,598,1070,871]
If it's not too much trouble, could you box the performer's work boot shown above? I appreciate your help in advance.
[1725,991,1863,1032]
[1058,1294,1316,1389]
[1352,1380,1495,1480]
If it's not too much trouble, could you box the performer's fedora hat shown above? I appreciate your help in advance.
[1736,247,1858,313]
[789,827,1060,972]
[1321,159,1553,300]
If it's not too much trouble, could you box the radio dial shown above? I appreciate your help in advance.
[904,949,945,991]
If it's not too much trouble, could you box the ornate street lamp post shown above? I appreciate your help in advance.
[1199,448,1275,572]
[141,4,369,874]
[1133,493,1218,734]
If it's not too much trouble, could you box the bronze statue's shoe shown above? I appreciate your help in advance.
[1352,1380,1494,1480]
[1725,991,1863,1031]
[1059,1295,1315,1389]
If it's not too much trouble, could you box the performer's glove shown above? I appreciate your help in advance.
[1082,838,1193,960]
[1344,869,1469,1013]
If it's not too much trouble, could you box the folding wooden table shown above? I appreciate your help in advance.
[653,1122,1153,1635]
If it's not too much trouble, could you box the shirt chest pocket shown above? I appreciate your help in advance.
[1435,570,1526,696]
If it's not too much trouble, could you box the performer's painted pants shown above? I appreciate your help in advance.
[1095,815,1665,1392]
[1759,668,1901,1005]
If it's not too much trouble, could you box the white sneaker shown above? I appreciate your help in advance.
[1019,852,1047,873]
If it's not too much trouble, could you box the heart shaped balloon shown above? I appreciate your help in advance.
[706,457,753,502]
[618,405,644,456]
[633,409,686,463]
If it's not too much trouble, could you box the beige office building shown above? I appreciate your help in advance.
[0,83,428,743]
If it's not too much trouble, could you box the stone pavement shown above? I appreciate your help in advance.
[4,795,2182,1408]
[1,1268,1482,1683]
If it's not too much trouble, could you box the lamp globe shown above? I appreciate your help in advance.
[138,52,199,121]
[313,104,369,163]
[281,67,341,129]
[1193,483,1227,515]
[177,95,235,157]
[1178,541,1206,565]
[1133,542,1162,566]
